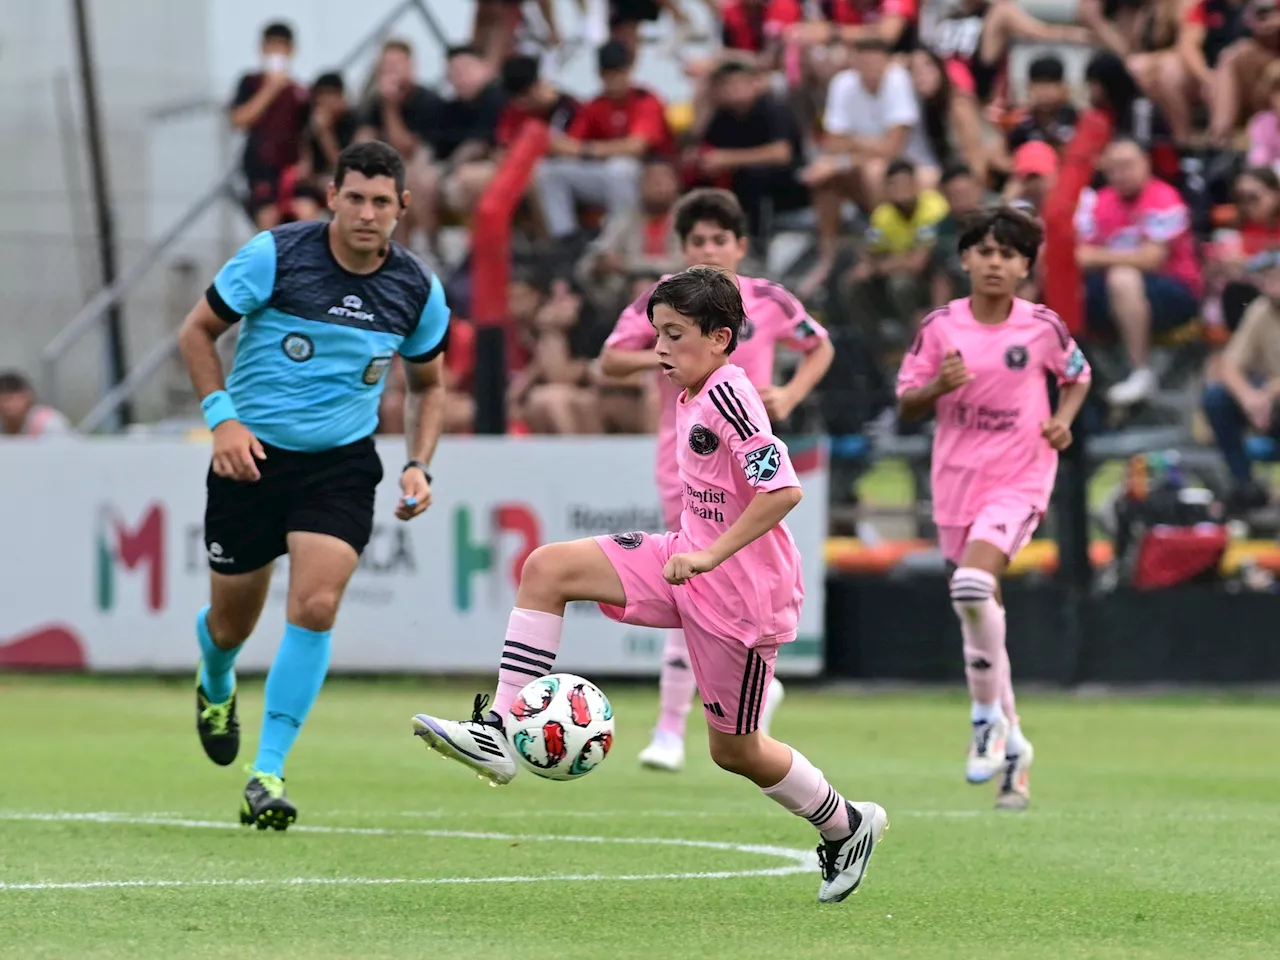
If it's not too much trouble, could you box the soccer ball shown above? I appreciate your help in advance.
[506,674,615,781]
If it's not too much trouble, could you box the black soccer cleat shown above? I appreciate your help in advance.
[240,772,297,831]
[195,674,240,766]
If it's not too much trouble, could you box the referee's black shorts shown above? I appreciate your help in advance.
[203,436,383,575]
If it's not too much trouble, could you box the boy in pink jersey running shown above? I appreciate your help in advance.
[599,188,834,773]
[411,268,887,903]
[896,206,1091,810]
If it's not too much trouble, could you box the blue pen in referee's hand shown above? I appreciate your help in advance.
[403,496,418,508]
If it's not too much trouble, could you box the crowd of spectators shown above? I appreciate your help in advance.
[54,2,1280,511]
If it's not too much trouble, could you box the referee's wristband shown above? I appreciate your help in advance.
[402,460,433,484]
[201,390,239,431]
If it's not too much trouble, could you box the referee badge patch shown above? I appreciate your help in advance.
[362,357,392,385]
[282,333,314,362]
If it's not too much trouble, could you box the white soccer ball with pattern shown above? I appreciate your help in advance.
[506,674,615,781]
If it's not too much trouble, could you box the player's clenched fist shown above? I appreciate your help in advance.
[1040,417,1073,451]
[663,550,718,585]
[211,420,266,482]
[935,349,975,394]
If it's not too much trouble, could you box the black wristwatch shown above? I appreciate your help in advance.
[402,460,433,484]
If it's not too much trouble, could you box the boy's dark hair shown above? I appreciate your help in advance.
[446,44,480,60]
[886,158,917,179]
[263,22,294,44]
[957,205,1045,267]
[0,371,33,394]
[502,54,541,96]
[940,162,975,186]
[673,188,748,242]
[598,40,633,73]
[312,72,344,95]
[334,141,406,195]
[646,266,746,353]
[711,59,756,83]
[1027,54,1065,84]
[851,36,891,54]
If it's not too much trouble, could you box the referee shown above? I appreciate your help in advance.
[177,140,449,829]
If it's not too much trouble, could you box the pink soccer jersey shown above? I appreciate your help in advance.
[604,275,829,527]
[895,297,1092,527]
[671,363,804,644]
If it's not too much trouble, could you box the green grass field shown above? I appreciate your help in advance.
[1,677,1277,960]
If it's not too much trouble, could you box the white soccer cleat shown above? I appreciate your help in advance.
[758,676,785,737]
[995,739,1034,810]
[816,801,889,904]
[411,694,518,786]
[965,715,1010,784]
[638,732,685,772]
[1106,367,1157,408]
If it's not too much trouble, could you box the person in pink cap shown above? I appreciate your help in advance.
[1004,140,1059,214]
[896,205,1091,810]
[410,267,888,904]
[597,187,834,774]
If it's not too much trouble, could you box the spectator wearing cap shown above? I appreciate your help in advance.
[1004,141,1058,215]
[1203,252,1280,509]
[1075,139,1203,407]
[847,158,949,338]
[692,59,807,238]
[535,41,674,241]
[228,22,311,229]
[1211,0,1280,145]
[0,372,69,437]
[800,36,923,297]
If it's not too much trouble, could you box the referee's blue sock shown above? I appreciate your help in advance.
[196,605,240,704]
[253,622,332,778]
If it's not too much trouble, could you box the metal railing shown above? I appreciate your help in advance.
[44,0,450,432]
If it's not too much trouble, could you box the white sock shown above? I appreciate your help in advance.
[971,701,1003,725]
[1006,723,1029,758]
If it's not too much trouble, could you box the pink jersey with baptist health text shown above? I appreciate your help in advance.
[672,363,804,644]
[604,274,828,525]
[896,297,1092,527]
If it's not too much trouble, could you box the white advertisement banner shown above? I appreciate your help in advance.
[0,437,827,676]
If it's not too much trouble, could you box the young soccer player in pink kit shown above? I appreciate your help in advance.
[896,206,1091,810]
[411,267,887,903]
[599,189,834,773]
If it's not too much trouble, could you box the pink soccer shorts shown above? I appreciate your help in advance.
[938,498,1042,566]
[594,531,780,735]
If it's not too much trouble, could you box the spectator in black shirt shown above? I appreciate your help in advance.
[292,72,358,220]
[229,22,311,229]
[1005,55,1078,155]
[694,60,807,238]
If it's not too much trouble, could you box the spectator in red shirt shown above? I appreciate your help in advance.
[1206,168,1280,333]
[534,41,674,240]
[228,22,311,229]
[720,0,800,59]
[789,0,918,51]
[495,55,580,152]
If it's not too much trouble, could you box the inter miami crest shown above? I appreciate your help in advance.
[688,424,719,455]
[743,444,781,486]
[1004,345,1029,370]
[611,532,644,550]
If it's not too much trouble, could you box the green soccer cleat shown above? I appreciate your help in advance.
[240,771,297,831]
[195,671,240,766]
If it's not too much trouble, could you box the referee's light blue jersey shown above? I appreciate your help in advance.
[207,220,450,452]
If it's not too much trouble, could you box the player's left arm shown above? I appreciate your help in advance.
[1040,311,1093,451]
[396,276,451,520]
[764,285,834,422]
[664,383,803,584]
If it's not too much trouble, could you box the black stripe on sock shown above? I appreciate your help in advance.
[499,662,546,678]
[502,651,554,671]
[504,640,556,662]
[710,386,751,441]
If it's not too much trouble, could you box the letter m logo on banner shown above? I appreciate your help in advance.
[96,504,166,613]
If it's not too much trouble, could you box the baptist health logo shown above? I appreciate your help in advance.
[96,504,165,612]
[453,503,540,611]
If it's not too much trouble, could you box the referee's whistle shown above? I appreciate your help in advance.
[403,497,418,508]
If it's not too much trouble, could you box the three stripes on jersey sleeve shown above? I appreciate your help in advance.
[708,383,759,442]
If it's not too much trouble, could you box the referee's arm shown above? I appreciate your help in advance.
[402,354,446,468]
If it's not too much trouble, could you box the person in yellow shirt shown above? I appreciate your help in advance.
[846,159,950,346]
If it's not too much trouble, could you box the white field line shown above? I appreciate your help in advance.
[0,811,815,893]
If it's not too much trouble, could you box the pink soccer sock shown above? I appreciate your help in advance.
[761,747,852,841]
[655,629,698,739]
[492,608,564,718]
[950,567,1005,711]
